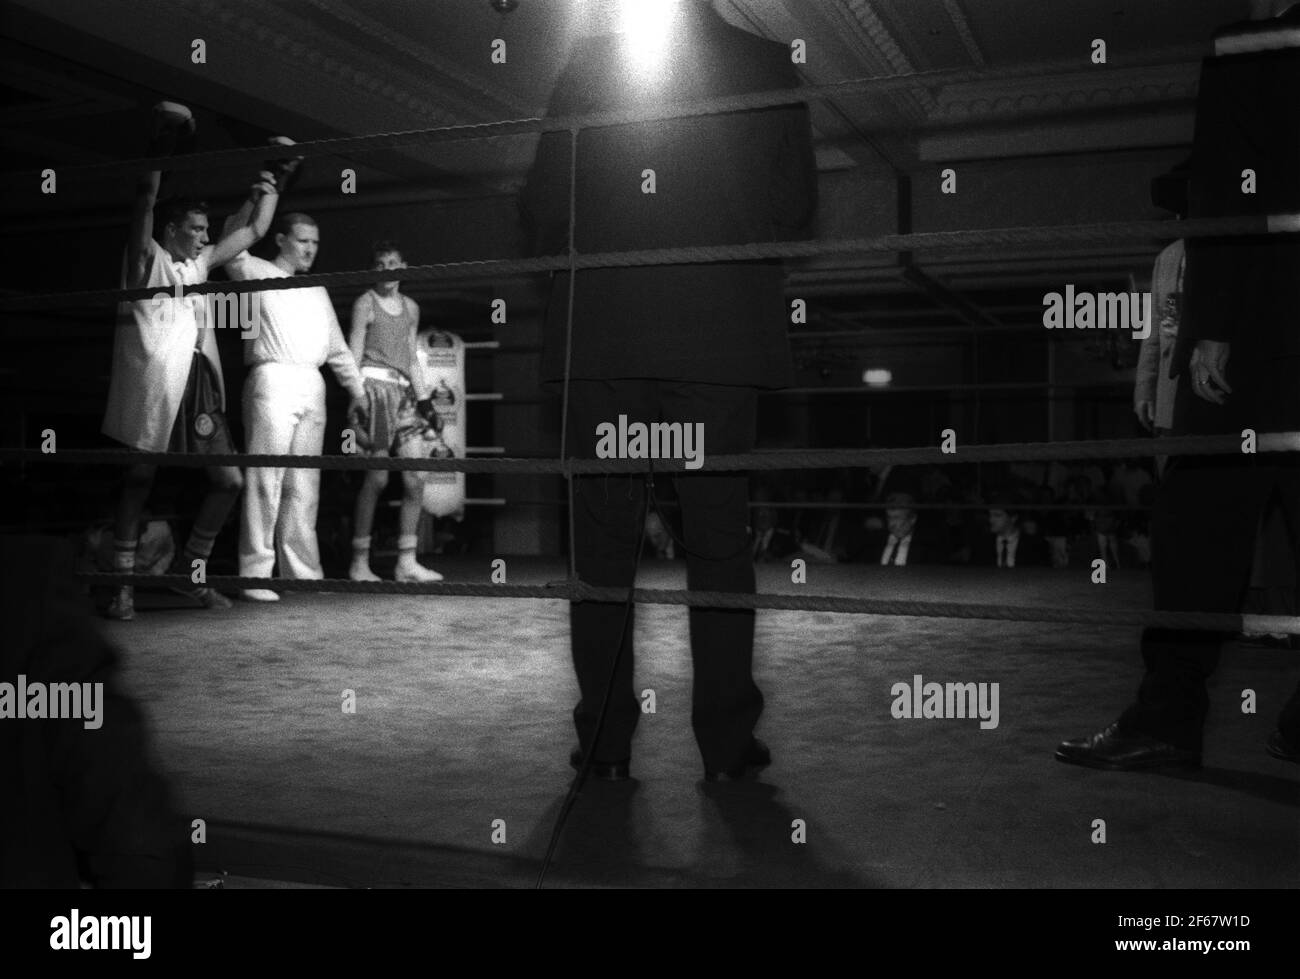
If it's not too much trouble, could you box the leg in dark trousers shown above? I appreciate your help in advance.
[1121,457,1293,750]
[663,382,764,773]
[565,380,654,762]
[1268,461,1300,747]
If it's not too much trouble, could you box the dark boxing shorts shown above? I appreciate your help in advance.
[359,373,427,455]
[168,351,235,455]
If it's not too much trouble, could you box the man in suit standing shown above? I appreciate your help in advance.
[1058,1,1300,769]
[519,0,817,781]
[1134,164,1189,443]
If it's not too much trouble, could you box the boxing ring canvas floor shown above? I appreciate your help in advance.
[108,561,1300,889]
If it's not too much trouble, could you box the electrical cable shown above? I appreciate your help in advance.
[534,467,653,889]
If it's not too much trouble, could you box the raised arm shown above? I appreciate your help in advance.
[127,102,192,287]
[207,171,279,271]
[125,170,162,289]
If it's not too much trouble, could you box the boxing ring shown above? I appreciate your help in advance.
[74,561,1298,888]
[3,62,1298,889]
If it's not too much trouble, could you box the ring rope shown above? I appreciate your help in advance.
[0,500,1158,533]
[15,45,1296,647]
[79,573,1300,636]
[5,434,1295,474]
[4,215,1293,312]
[560,124,580,577]
[7,45,1206,182]
[447,500,1161,513]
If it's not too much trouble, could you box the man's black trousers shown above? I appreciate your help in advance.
[1121,455,1300,750]
[564,379,764,773]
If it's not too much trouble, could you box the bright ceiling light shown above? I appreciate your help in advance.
[862,368,892,387]
[616,0,683,71]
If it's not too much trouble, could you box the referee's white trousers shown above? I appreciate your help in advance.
[240,363,326,581]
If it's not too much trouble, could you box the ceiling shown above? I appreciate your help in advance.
[0,0,1259,356]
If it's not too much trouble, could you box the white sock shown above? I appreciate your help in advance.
[396,534,419,566]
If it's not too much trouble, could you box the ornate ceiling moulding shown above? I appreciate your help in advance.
[928,63,1200,123]
[182,0,463,130]
[842,0,935,121]
[300,0,534,119]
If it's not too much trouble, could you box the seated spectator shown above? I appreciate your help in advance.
[1029,486,1071,569]
[1127,526,1152,568]
[860,492,946,566]
[1069,508,1141,570]
[644,511,675,560]
[1108,460,1155,509]
[750,492,799,563]
[971,495,1051,568]
[797,485,849,563]
[919,465,951,503]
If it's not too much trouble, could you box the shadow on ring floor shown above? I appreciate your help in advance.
[105,559,1299,888]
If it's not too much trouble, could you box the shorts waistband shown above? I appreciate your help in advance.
[362,365,412,386]
[249,361,322,372]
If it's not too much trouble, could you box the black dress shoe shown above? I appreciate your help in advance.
[1266,729,1300,764]
[569,747,630,782]
[704,737,772,782]
[1055,722,1200,771]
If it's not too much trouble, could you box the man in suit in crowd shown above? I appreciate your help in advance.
[859,492,946,566]
[971,497,1051,569]
[1058,1,1300,769]
[751,495,801,564]
[519,0,818,781]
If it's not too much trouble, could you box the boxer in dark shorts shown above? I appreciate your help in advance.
[347,242,446,583]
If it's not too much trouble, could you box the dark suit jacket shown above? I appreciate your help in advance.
[1,536,190,887]
[519,4,818,387]
[1174,11,1300,434]
[856,525,947,566]
[971,531,1051,568]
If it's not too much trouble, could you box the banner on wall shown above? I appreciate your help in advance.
[410,329,466,520]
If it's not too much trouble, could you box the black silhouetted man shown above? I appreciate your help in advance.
[1,537,191,886]
[520,0,817,780]
[1058,2,1300,769]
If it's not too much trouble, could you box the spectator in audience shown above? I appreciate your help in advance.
[972,495,1051,568]
[860,492,945,566]
[1109,460,1155,509]
[1027,485,1071,569]
[750,490,799,563]
[1070,508,1140,570]
[644,511,676,560]
[796,484,849,562]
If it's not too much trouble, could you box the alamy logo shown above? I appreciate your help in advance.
[149,282,260,340]
[1042,285,1150,339]
[890,674,1000,729]
[50,910,151,959]
[0,675,103,729]
[594,415,705,471]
